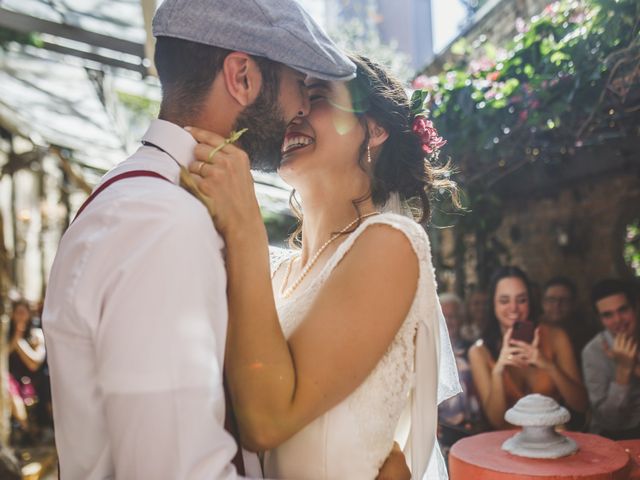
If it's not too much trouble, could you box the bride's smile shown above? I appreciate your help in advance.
[278,79,368,196]
[281,130,315,157]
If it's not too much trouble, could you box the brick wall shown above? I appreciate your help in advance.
[493,173,640,305]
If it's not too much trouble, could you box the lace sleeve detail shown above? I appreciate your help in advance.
[327,213,432,469]
[317,213,461,479]
[269,246,296,279]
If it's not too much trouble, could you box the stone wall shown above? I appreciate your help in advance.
[493,173,640,307]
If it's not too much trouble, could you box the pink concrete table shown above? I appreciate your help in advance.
[449,431,631,479]
[618,440,640,480]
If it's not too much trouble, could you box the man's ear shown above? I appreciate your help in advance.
[222,52,262,107]
[366,118,389,149]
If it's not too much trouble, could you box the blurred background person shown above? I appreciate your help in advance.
[582,279,640,439]
[460,286,488,343]
[468,266,588,430]
[542,277,577,326]
[542,276,597,366]
[7,299,46,443]
[438,293,484,455]
[440,293,468,352]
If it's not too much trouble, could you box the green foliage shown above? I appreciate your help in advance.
[423,0,639,190]
[262,210,297,247]
[116,91,160,119]
[0,27,42,49]
[417,0,639,282]
[624,219,640,276]
[410,89,431,117]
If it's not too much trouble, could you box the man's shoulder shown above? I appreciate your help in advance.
[94,170,212,227]
[116,187,221,249]
[64,179,222,258]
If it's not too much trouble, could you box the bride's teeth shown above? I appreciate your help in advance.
[283,136,313,153]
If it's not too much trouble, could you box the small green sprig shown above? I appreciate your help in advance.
[180,128,248,219]
[206,128,248,162]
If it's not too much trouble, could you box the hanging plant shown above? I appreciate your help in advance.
[417,0,639,192]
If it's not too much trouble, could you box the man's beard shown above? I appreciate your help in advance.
[233,84,287,172]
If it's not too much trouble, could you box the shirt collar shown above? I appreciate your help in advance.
[141,119,197,168]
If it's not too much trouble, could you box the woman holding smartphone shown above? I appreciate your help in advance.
[468,266,588,429]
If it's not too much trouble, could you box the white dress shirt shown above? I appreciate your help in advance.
[43,120,261,480]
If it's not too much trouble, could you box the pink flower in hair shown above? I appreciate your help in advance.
[412,115,447,155]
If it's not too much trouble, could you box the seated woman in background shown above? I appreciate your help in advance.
[7,299,46,439]
[468,266,588,430]
[541,276,597,368]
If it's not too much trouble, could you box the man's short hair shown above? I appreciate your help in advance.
[154,37,280,122]
[544,276,577,298]
[590,279,637,311]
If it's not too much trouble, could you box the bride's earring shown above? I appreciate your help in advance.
[367,144,372,164]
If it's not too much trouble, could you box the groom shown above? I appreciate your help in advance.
[42,1,356,478]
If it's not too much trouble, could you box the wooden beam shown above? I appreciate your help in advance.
[41,41,147,75]
[0,7,149,75]
[0,8,144,57]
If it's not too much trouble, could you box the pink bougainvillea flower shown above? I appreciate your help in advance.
[412,75,437,90]
[412,115,447,154]
[515,17,528,34]
[487,71,501,82]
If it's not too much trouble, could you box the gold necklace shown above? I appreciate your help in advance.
[280,212,381,298]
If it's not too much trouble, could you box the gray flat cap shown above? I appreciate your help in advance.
[153,0,356,81]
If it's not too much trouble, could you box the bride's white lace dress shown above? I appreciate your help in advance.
[265,213,460,480]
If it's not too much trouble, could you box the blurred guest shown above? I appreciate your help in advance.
[542,276,597,366]
[469,266,588,430]
[438,294,483,449]
[582,279,640,439]
[7,299,46,438]
[542,277,577,326]
[440,293,467,352]
[460,286,488,343]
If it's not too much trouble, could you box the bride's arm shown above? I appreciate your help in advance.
[186,126,419,451]
[225,225,418,451]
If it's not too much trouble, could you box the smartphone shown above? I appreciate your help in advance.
[512,320,535,343]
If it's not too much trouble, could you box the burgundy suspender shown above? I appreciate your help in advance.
[73,170,171,221]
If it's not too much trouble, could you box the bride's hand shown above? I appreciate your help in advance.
[186,126,264,240]
[375,442,410,480]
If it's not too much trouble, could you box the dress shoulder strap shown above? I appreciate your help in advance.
[318,212,432,284]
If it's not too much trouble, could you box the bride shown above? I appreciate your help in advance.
[188,55,461,479]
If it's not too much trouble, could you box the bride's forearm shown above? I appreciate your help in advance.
[224,228,298,451]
